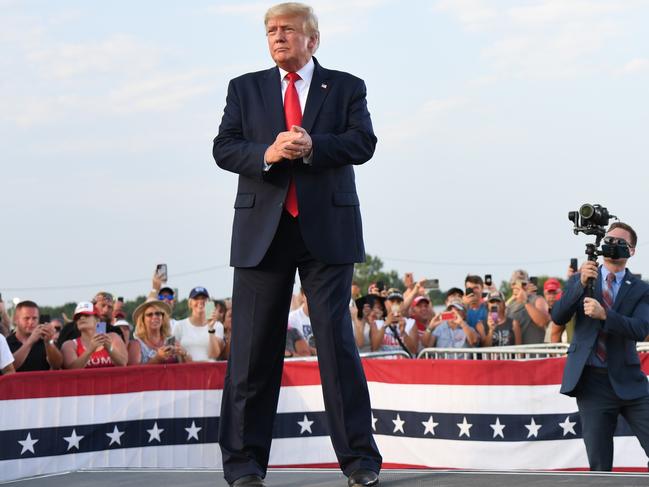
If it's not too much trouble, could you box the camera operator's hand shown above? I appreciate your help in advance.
[583,297,607,320]
[579,261,599,287]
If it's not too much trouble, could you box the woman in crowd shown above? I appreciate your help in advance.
[479,291,522,347]
[61,302,127,369]
[128,300,190,365]
[173,287,224,361]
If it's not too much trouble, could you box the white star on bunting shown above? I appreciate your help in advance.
[106,426,125,446]
[63,429,84,450]
[558,416,577,436]
[422,416,439,436]
[185,421,201,441]
[392,414,405,434]
[147,422,164,443]
[490,418,506,439]
[457,417,472,438]
[371,413,377,431]
[525,418,542,438]
[297,415,314,434]
[18,433,38,455]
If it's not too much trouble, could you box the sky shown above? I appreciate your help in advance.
[1,0,649,307]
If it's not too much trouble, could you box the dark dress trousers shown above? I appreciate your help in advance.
[552,268,649,470]
[213,57,382,483]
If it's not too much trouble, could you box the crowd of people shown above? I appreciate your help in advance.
[0,264,580,375]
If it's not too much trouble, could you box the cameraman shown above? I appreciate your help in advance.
[552,222,649,471]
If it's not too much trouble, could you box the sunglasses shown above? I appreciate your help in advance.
[158,294,174,301]
[603,236,630,247]
[144,311,165,318]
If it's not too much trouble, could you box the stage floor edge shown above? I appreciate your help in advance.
[3,468,649,487]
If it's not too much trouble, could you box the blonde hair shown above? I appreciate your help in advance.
[265,2,320,52]
[134,303,171,342]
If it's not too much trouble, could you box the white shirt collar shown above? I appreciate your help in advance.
[278,57,315,85]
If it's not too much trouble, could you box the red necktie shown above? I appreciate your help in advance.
[283,72,301,218]
[595,272,616,362]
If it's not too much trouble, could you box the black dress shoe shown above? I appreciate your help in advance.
[347,469,379,487]
[230,474,265,487]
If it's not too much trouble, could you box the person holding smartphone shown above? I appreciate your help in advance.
[479,292,521,347]
[425,300,479,356]
[7,300,62,371]
[172,287,224,361]
[128,300,190,365]
[506,269,551,344]
[61,302,127,369]
[370,289,418,355]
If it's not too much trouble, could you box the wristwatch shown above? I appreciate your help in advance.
[207,328,216,334]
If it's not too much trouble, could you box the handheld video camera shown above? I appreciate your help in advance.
[568,203,629,295]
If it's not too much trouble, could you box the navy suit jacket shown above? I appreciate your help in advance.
[213,58,376,268]
[552,268,649,400]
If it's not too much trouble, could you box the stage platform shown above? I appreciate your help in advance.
[3,469,648,487]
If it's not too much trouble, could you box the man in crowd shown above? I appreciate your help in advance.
[464,275,487,333]
[552,222,649,471]
[506,270,550,344]
[7,300,62,371]
[371,289,418,355]
[410,295,433,348]
[426,300,479,356]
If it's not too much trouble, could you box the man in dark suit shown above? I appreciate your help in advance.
[552,222,649,470]
[212,3,381,487]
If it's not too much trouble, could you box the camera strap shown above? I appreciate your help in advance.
[388,324,412,358]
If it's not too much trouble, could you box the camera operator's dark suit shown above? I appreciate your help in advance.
[552,268,649,470]
[213,57,381,484]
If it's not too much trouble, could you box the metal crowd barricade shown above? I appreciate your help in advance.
[284,350,412,362]
[417,343,570,360]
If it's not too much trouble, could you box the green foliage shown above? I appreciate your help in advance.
[353,254,403,293]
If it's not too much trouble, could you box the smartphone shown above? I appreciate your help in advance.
[156,264,168,282]
[422,279,439,290]
[96,321,107,334]
[165,336,176,347]
[390,304,401,316]
[484,274,492,286]
[465,287,474,296]
[117,296,124,303]
[441,311,455,321]
[570,258,578,272]
[204,300,216,319]
[530,276,539,287]
[490,312,499,323]
[39,314,51,324]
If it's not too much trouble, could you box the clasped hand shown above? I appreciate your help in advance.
[264,126,312,163]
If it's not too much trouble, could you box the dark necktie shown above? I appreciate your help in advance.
[283,72,301,218]
[595,272,616,363]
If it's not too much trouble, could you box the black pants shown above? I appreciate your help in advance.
[219,211,382,484]
[576,367,649,471]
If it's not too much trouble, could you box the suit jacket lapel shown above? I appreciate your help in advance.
[302,58,330,133]
[594,266,604,303]
[613,269,634,311]
[260,67,286,136]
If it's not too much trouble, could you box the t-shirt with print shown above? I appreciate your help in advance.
[288,306,314,348]
[375,318,416,352]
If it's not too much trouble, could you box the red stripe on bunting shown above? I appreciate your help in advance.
[3,355,649,400]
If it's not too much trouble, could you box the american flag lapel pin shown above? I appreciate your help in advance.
[321,83,327,89]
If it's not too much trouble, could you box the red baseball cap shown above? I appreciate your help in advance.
[412,295,430,306]
[544,278,561,292]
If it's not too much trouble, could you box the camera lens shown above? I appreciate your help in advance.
[579,204,595,219]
